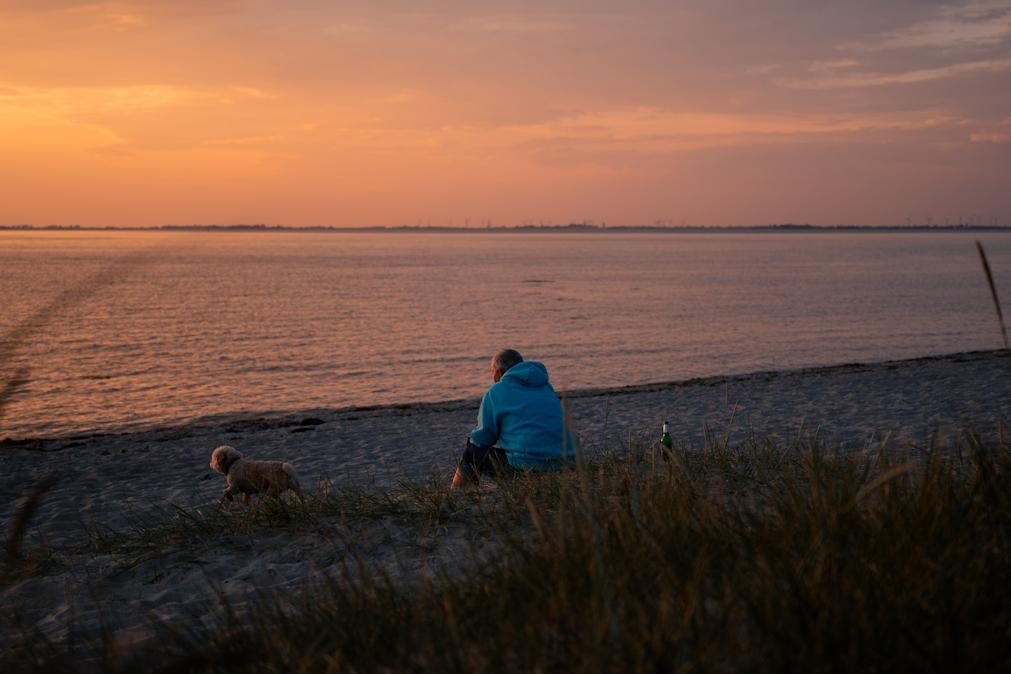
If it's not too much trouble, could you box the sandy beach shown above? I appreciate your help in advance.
[2,349,1010,661]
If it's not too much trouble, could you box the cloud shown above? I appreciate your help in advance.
[0,81,279,154]
[0,0,242,29]
[770,2,1011,99]
[970,116,1011,142]
[780,57,1011,88]
[226,86,272,100]
[0,82,204,116]
[101,11,145,29]
[0,0,103,12]
[130,105,956,165]
[490,107,960,160]
[382,89,421,104]
[447,13,566,34]
[201,135,283,148]
[807,59,862,73]
[843,0,1011,51]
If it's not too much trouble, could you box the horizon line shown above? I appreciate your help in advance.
[3,223,1011,233]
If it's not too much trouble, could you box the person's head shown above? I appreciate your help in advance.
[490,349,523,382]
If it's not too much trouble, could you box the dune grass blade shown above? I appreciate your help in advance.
[977,241,1009,350]
[4,472,58,563]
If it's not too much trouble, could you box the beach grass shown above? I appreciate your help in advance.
[6,431,1010,673]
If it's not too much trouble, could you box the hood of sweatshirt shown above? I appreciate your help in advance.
[500,360,550,387]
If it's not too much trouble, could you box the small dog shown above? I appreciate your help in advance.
[209,445,304,504]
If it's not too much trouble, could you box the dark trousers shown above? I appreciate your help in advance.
[458,439,511,480]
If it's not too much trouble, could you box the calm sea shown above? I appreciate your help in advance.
[1,230,1009,439]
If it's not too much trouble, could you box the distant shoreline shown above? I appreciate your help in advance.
[2,224,1011,234]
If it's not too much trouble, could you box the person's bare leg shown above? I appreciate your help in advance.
[450,467,477,489]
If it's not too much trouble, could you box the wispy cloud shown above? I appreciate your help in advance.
[807,59,862,74]
[168,106,960,162]
[778,1,1011,90]
[492,107,960,158]
[844,0,1011,51]
[447,14,565,35]
[0,0,241,29]
[381,89,421,104]
[0,81,278,153]
[780,57,1011,89]
[201,135,283,148]
[970,116,1011,142]
[0,82,204,116]
[100,11,145,29]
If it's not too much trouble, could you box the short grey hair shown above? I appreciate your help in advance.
[493,349,523,373]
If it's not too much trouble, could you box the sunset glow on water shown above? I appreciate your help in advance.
[1,230,1008,439]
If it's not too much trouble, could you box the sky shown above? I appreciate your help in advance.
[1,0,1010,227]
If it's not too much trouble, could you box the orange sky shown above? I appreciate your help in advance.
[1,0,1010,227]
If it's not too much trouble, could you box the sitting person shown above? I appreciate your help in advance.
[451,348,576,488]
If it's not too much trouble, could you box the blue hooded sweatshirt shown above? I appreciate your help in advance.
[470,360,575,470]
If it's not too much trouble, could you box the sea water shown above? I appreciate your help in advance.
[1,229,1008,438]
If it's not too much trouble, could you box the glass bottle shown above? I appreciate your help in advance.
[660,420,673,455]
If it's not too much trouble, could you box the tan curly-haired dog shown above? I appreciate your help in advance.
[209,445,304,504]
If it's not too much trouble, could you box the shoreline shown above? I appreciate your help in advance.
[2,348,1007,448]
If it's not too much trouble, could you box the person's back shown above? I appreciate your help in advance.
[451,349,575,488]
[471,359,572,469]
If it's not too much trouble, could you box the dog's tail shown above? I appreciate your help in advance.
[282,462,303,495]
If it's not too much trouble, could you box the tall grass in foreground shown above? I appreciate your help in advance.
[12,435,1004,674]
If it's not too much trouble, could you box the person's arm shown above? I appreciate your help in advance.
[452,390,500,490]
[470,390,499,447]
